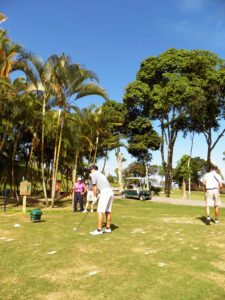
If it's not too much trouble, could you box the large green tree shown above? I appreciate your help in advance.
[123,48,225,196]
[186,61,225,170]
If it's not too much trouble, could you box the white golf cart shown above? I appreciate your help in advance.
[121,177,151,200]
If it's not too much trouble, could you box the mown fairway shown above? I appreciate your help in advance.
[0,199,225,300]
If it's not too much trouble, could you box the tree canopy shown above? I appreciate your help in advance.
[123,48,225,196]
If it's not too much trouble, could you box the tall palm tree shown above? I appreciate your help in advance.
[25,54,58,205]
[20,53,108,206]
[49,54,108,206]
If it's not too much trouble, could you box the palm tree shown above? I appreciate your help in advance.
[0,29,27,78]
[24,56,55,204]
[49,54,108,207]
[13,52,108,206]
[73,105,123,164]
[0,76,39,200]
[0,30,41,178]
[68,107,94,181]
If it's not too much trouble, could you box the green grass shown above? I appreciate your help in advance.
[1,200,225,299]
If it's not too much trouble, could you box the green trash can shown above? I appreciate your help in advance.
[30,209,42,222]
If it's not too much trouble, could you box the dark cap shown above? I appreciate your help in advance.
[88,165,98,171]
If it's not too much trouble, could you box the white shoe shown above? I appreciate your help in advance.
[83,210,87,213]
[90,229,103,236]
[91,210,93,213]
[215,219,219,224]
[104,228,112,233]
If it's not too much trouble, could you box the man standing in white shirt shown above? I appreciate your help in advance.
[202,165,223,225]
[88,165,114,235]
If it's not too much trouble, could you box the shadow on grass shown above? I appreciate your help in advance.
[196,216,212,225]
[30,219,47,223]
[102,223,119,232]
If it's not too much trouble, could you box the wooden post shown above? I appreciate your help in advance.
[20,180,31,213]
[22,195,27,213]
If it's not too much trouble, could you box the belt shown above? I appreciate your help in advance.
[206,188,218,190]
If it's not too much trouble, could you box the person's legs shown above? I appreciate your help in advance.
[91,201,95,212]
[97,213,103,230]
[90,193,105,234]
[214,190,220,223]
[214,206,219,220]
[84,200,89,212]
[205,205,211,224]
[78,193,84,211]
[87,191,95,212]
[205,205,210,217]
[90,190,113,235]
[74,192,78,211]
[105,211,111,228]
[205,190,213,224]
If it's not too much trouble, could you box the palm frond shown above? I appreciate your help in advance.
[74,83,108,101]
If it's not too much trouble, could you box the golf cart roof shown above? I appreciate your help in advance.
[125,177,150,184]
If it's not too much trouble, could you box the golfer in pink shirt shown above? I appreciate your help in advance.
[72,177,86,212]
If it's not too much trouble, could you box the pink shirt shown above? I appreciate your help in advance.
[73,182,86,193]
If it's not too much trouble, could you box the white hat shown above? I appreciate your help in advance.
[77,177,82,181]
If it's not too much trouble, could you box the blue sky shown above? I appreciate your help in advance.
[1,0,225,176]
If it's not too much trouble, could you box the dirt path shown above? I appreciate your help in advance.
[151,196,225,208]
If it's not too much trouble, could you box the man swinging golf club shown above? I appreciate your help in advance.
[89,165,114,235]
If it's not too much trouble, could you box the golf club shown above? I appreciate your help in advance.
[73,210,89,231]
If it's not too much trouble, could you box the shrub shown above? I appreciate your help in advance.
[151,186,162,195]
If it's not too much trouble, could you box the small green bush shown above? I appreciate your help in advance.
[151,186,162,195]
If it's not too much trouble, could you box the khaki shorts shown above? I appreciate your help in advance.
[97,188,114,213]
[205,189,221,207]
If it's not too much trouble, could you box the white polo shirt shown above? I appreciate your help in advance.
[202,171,223,190]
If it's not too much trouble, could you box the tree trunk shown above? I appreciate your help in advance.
[51,114,64,207]
[50,109,61,206]
[41,96,48,206]
[182,179,187,200]
[115,149,123,191]
[160,119,166,175]
[0,124,9,153]
[72,150,79,183]
[11,131,21,203]
[101,152,108,173]
[66,168,69,194]
[27,132,36,179]
[92,132,99,164]
[164,142,174,197]
[145,163,149,190]
[187,133,194,200]
[206,129,212,171]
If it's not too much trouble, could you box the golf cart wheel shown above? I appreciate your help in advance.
[139,196,145,201]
